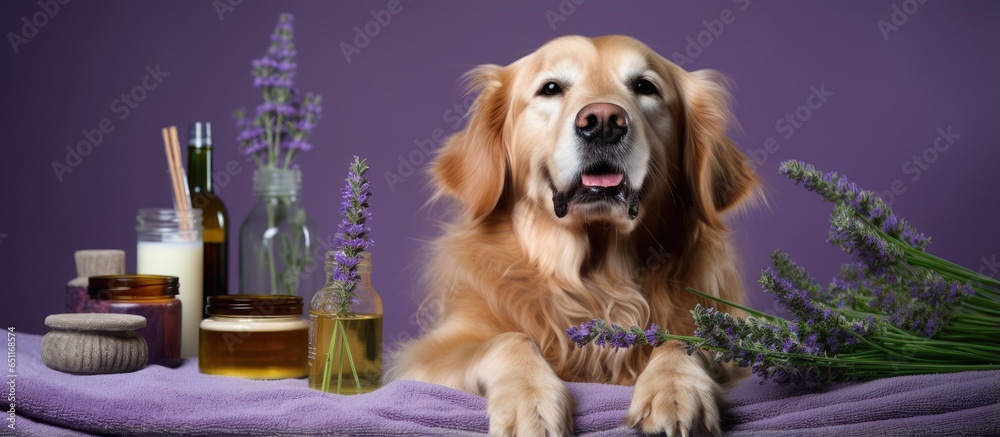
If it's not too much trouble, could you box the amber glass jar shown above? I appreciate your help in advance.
[199,295,308,379]
[88,275,182,368]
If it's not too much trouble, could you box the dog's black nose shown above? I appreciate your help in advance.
[575,103,628,145]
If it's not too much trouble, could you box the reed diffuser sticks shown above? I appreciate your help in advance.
[161,126,191,229]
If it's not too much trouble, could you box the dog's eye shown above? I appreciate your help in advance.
[632,79,658,96]
[538,81,563,96]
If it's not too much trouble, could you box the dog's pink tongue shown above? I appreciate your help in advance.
[582,173,624,187]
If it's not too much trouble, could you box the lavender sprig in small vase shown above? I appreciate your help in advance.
[235,13,323,296]
[307,157,382,395]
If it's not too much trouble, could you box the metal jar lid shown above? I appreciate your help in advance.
[88,275,179,299]
[206,295,303,317]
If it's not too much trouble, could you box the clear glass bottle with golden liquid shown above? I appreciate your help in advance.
[308,252,382,394]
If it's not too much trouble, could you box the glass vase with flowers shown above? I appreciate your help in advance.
[234,13,323,296]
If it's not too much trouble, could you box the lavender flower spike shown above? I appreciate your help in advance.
[566,319,670,350]
[328,157,374,316]
[234,12,322,169]
[829,204,904,276]
[780,160,930,250]
[770,250,823,296]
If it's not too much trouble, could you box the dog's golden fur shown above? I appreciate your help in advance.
[388,35,759,436]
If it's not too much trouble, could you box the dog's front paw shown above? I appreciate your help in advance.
[625,350,723,436]
[486,371,574,437]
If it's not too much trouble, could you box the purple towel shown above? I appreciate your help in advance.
[15,332,999,435]
[725,370,1000,436]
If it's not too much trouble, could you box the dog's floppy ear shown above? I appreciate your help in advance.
[675,69,759,230]
[432,65,510,220]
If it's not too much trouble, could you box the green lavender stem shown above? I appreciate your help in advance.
[320,318,363,394]
[321,318,340,392]
[265,201,279,294]
[683,287,778,320]
[336,321,345,394]
[681,287,1000,374]
[867,219,1000,292]
[340,319,363,393]
[274,111,285,166]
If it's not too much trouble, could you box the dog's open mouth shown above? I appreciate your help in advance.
[551,162,641,220]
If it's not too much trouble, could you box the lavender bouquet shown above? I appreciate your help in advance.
[568,160,1000,385]
[234,13,321,168]
[234,13,323,296]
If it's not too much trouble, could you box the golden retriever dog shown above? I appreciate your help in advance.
[389,35,759,436]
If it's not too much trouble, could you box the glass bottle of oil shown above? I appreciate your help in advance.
[187,122,230,315]
[308,252,382,394]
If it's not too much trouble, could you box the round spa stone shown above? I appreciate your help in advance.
[42,313,149,374]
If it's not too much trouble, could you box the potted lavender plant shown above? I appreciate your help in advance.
[234,13,322,296]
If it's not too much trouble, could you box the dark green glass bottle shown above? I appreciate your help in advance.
[188,122,230,316]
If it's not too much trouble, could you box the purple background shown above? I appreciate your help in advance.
[2,1,998,351]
